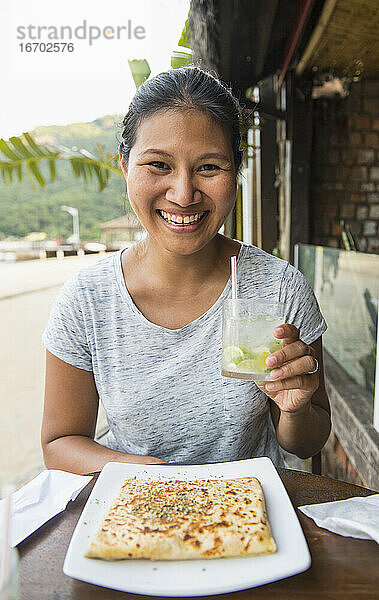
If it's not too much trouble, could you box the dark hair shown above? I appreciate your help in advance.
[119,66,243,174]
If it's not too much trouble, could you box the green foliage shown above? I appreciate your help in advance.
[0,130,121,191]
[178,17,191,49]
[128,59,151,88]
[0,116,129,240]
[171,16,192,68]
[171,50,192,69]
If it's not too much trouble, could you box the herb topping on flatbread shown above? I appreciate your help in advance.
[85,477,276,560]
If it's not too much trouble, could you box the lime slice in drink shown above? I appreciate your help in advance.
[254,350,271,372]
[222,345,245,364]
[252,346,271,370]
[236,359,261,373]
[236,348,271,373]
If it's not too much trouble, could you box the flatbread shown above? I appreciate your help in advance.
[85,476,276,560]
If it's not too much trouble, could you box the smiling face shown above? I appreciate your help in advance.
[120,108,237,256]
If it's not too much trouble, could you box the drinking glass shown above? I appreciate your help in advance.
[222,299,286,381]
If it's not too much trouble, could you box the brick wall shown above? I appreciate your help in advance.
[322,430,366,487]
[310,79,379,253]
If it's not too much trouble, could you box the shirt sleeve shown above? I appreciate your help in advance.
[279,263,327,344]
[42,273,93,371]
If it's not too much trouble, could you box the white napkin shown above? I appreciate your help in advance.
[0,470,92,547]
[299,494,379,542]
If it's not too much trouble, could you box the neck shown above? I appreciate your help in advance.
[135,234,231,291]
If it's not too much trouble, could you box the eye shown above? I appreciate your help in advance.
[198,164,221,172]
[148,161,170,170]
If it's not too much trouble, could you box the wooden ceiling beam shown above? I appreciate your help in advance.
[252,0,279,79]
[296,0,338,75]
[278,0,314,87]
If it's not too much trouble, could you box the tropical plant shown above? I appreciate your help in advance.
[128,59,151,88]
[0,133,122,191]
[171,18,192,68]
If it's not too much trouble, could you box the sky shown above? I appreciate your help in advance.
[0,0,190,139]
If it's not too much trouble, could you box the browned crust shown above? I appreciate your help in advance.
[85,477,276,560]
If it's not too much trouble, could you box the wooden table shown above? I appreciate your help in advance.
[18,469,378,599]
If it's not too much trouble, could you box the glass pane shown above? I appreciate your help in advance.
[296,244,379,401]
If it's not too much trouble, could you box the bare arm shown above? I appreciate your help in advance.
[41,351,165,474]
[259,328,331,459]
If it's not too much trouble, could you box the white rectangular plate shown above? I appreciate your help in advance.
[63,458,311,596]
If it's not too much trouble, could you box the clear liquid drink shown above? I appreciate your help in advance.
[222,299,286,381]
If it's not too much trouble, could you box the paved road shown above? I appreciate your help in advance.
[0,253,105,299]
[0,254,109,488]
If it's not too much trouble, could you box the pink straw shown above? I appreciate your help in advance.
[231,256,238,299]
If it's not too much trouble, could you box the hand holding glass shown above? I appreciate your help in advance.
[222,299,286,381]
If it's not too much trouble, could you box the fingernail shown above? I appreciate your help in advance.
[274,327,284,336]
[271,369,282,379]
[265,355,277,367]
[266,383,275,391]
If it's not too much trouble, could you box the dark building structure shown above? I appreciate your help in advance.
[189,0,379,259]
[188,0,379,488]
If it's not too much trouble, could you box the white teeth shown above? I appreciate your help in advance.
[159,210,204,225]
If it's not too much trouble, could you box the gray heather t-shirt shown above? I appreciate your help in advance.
[42,242,327,467]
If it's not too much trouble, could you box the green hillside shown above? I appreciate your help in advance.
[0,115,131,240]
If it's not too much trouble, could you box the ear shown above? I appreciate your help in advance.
[118,148,128,179]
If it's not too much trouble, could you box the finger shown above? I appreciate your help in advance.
[273,324,299,346]
[264,373,318,394]
[265,339,312,369]
[269,355,318,381]
[254,380,266,391]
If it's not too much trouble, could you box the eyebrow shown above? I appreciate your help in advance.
[138,149,232,163]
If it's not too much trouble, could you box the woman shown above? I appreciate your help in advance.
[41,66,331,474]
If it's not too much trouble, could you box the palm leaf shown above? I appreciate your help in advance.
[28,161,46,186]
[0,139,20,161]
[178,17,191,49]
[171,16,192,69]
[128,59,151,88]
[23,132,56,157]
[0,132,122,190]
[48,159,56,181]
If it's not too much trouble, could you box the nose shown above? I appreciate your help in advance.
[165,171,202,207]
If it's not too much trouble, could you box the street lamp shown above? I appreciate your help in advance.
[61,205,80,248]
